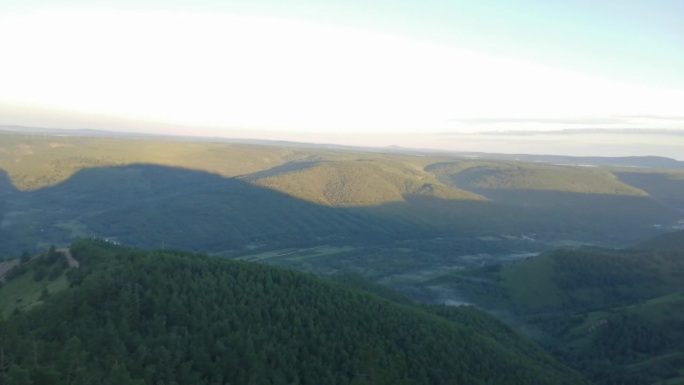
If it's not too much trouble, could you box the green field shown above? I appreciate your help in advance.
[0,271,69,317]
[0,249,73,317]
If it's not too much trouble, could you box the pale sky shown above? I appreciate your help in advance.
[0,0,683,156]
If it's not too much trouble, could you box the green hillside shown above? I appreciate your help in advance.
[427,231,684,384]
[0,240,587,385]
[2,132,681,256]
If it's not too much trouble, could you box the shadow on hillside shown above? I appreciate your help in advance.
[0,164,508,254]
[615,172,684,211]
[0,163,678,255]
[468,188,679,220]
[0,169,18,197]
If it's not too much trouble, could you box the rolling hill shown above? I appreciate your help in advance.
[1,130,682,256]
[427,160,648,195]
[250,160,482,206]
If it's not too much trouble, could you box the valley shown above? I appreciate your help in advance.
[1,129,684,384]
[2,130,682,258]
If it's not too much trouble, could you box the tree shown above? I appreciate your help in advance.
[20,252,31,264]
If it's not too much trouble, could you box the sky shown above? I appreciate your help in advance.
[0,0,683,157]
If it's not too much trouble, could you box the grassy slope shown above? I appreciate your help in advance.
[0,250,73,317]
[0,272,68,317]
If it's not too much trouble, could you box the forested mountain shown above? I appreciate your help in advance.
[1,131,682,256]
[427,231,684,385]
[0,240,587,385]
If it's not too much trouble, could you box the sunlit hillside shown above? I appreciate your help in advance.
[0,133,296,191]
[250,160,483,206]
[428,161,648,196]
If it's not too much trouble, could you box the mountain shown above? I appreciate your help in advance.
[0,240,587,385]
[426,231,684,385]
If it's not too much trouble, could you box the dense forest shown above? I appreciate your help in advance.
[0,240,587,385]
[428,233,684,385]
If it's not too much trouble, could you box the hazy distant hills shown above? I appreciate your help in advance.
[463,152,684,170]
[1,130,683,255]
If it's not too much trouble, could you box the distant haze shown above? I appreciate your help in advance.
[0,1,682,158]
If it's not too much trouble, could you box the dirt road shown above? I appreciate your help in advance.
[57,248,80,268]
